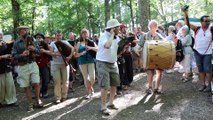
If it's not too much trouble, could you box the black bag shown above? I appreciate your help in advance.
[86,39,96,58]
[176,39,184,62]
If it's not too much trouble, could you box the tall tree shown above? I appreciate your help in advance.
[138,0,150,32]
[11,0,21,39]
[105,0,110,26]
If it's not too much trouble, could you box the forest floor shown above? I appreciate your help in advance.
[1,70,213,120]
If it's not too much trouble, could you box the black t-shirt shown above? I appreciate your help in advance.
[0,42,12,74]
[68,40,76,47]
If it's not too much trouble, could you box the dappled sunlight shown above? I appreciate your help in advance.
[107,89,150,119]
[22,97,82,120]
[144,103,164,113]
[133,73,147,82]
[22,91,102,120]
[55,92,101,119]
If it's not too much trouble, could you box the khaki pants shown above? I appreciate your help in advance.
[79,63,95,89]
[0,72,17,104]
[52,64,69,100]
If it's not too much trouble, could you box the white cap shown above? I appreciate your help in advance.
[105,19,120,29]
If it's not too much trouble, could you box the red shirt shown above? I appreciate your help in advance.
[36,53,50,68]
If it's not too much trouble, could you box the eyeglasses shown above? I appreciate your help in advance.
[203,20,210,22]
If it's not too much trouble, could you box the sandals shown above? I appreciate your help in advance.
[154,89,162,94]
[107,104,118,110]
[183,78,190,83]
[146,87,153,94]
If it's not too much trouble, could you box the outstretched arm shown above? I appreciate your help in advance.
[183,11,197,31]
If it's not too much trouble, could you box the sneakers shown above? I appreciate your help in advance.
[27,103,34,112]
[85,94,92,99]
[61,98,67,102]
[123,85,129,91]
[146,88,153,94]
[100,109,110,116]
[35,99,43,108]
[203,85,211,92]
[41,93,49,98]
[116,91,122,97]
[198,85,206,92]
[55,99,61,104]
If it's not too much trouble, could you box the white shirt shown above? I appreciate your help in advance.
[96,31,120,63]
[50,40,70,64]
[195,27,212,54]
[180,34,193,55]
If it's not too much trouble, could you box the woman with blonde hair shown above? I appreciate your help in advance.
[75,28,97,99]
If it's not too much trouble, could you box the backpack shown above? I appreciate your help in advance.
[176,39,184,62]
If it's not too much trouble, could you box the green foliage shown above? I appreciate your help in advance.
[0,0,212,37]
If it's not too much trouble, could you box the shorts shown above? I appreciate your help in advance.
[17,62,40,87]
[194,50,212,73]
[96,61,120,89]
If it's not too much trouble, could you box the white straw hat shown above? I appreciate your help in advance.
[105,19,120,29]
[16,26,29,31]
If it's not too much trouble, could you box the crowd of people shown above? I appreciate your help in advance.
[0,9,212,116]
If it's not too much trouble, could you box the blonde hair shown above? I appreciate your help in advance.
[80,28,89,35]
[148,20,158,30]
[79,28,89,42]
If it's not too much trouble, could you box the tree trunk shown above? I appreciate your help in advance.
[31,7,36,36]
[138,0,150,32]
[115,0,121,22]
[129,0,134,30]
[105,0,110,26]
[11,0,21,39]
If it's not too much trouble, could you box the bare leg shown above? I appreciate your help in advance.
[101,88,108,110]
[24,87,32,104]
[155,70,163,89]
[34,83,41,102]
[109,86,116,105]
[206,73,212,85]
[147,70,154,88]
[199,72,206,85]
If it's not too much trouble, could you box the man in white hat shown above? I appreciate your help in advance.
[12,26,43,112]
[96,19,121,115]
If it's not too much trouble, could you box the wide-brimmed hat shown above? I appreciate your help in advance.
[105,19,120,29]
[16,26,29,31]
[34,33,45,39]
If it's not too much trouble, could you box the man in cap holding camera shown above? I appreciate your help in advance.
[183,6,213,92]
[96,19,121,115]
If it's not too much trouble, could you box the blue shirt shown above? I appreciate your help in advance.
[78,43,95,65]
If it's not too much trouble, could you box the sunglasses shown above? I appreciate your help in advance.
[203,20,210,22]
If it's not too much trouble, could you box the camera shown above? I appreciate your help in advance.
[181,5,189,11]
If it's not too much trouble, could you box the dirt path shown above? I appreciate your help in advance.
[0,72,213,120]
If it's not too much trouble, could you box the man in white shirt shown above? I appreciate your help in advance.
[183,10,212,92]
[96,19,120,115]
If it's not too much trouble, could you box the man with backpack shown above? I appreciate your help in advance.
[183,9,213,92]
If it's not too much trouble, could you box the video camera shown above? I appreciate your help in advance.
[181,5,189,11]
